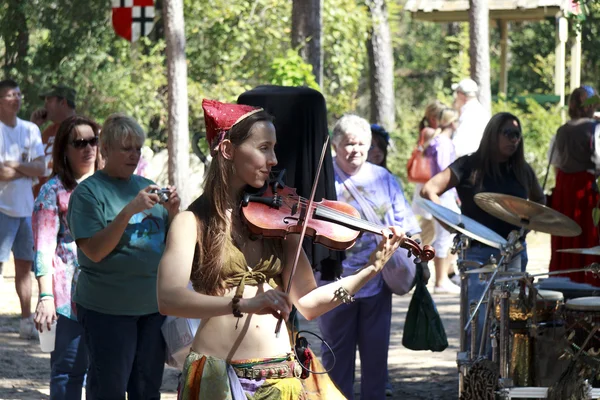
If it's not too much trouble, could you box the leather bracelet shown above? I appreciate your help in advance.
[232,296,244,318]
[334,286,355,304]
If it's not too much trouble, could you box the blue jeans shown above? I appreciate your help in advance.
[77,305,166,400]
[465,243,528,356]
[51,315,88,400]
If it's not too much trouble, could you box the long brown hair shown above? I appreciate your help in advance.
[52,116,101,191]
[190,110,275,295]
[470,112,532,195]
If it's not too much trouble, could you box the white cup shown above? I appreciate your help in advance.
[38,320,57,352]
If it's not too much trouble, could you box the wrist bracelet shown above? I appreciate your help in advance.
[39,293,54,298]
[39,296,54,302]
[334,286,355,304]
[232,296,244,318]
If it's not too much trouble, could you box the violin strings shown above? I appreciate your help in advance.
[279,194,383,232]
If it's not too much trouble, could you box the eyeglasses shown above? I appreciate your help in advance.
[501,128,521,141]
[71,137,99,149]
[0,93,24,100]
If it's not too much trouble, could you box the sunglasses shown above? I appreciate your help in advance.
[71,136,99,149]
[501,128,521,141]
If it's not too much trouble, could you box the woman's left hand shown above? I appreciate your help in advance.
[163,185,181,216]
[368,226,405,272]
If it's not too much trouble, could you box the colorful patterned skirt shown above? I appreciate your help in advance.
[178,350,345,400]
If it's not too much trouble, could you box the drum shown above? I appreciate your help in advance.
[494,289,564,322]
[493,289,565,387]
[564,296,600,356]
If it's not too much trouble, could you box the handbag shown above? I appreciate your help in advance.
[406,129,434,184]
[333,162,416,296]
[402,262,448,352]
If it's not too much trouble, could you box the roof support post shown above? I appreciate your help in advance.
[570,28,582,91]
[555,12,567,122]
[499,19,509,97]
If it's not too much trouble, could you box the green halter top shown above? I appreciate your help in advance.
[222,238,284,298]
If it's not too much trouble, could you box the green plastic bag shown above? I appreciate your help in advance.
[402,262,448,352]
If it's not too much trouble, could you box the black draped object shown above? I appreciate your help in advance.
[238,85,343,280]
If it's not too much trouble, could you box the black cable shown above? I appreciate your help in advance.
[290,308,336,375]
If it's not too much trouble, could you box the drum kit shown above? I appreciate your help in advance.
[417,193,600,399]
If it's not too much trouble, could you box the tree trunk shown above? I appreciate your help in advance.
[163,0,191,207]
[291,0,323,87]
[1,0,29,77]
[468,0,492,113]
[366,0,395,130]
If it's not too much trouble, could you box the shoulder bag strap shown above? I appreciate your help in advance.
[542,138,557,193]
[332,161,381,226]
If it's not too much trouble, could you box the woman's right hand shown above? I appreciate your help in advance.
[239,290,292,320]
[34,299,57,332]
[125,185,161,215]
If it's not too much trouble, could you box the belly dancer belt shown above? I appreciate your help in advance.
[231,356,303,380]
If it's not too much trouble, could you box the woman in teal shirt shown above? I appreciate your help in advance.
[67,113,180,399]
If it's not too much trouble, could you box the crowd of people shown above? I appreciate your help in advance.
[0,75,598,399]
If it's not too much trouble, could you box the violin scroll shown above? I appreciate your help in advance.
[399,237,435,262]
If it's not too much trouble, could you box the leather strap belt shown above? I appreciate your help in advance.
[232,359,302,380]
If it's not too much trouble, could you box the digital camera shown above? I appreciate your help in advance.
[150,188,170,203]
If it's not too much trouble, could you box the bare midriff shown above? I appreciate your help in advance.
[191,283,293,361]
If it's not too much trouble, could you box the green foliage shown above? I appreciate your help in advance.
[443,23,470,86]
[322,0,369,118]
[268,49,319,90]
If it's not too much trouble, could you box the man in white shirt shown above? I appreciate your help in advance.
[0,79,45,339]
[451,78,491,158]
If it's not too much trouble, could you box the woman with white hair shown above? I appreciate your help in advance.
[67,113,180,399]
[318,114,422,400]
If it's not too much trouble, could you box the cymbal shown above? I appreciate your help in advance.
[416,198,507,249]
[473,193,582,237]
[558,246,600,256]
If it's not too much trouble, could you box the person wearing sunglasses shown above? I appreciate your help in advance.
[420,112,545,354]
[66,114,180,399]
[32,115,100,399]
[548,86,600,286]
[0,79,46,339]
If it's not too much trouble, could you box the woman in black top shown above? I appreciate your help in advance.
[420,112,544,352]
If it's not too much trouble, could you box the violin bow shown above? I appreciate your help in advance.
[274,135,330,337]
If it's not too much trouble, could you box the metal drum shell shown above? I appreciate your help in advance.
[494,289,564,322]
[564,297,600,355]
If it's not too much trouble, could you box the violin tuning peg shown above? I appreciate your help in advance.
[407,250,412,258]
[415,238,422,245]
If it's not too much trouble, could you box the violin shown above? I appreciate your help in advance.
[240,177,435,262]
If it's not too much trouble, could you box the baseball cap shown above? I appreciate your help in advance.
[451,78,479,95]
[39,84,77,105]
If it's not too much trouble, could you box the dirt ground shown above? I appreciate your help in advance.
[0,233,552,400]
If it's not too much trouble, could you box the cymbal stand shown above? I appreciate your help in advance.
[463,229,524,387]
[453,233,471,396]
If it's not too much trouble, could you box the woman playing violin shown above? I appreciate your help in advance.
[157,100,408,399]
[319,114,423,400]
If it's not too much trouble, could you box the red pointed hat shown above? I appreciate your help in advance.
[202,99,263,152]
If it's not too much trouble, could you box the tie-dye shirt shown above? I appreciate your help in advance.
[32,176,79,320]
[333,161,421,298]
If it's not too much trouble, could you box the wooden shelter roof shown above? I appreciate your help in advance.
[404,0,567,21]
